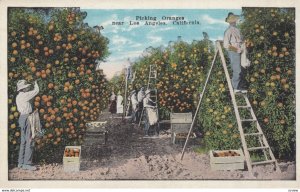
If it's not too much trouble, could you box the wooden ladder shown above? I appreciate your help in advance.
[181,40,280,175]
[138,65,158,127]
[235,92,281,171]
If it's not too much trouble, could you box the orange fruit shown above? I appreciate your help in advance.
[15,131,20,137]
[264,118,269,124]
[48,83,54,89]
[12,42,18,48]
[10,124,16,129]
[10,57,16,62]
[41,73,47,78]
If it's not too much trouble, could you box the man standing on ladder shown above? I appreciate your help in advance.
[223,12,247,93]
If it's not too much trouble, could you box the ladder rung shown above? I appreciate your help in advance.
[234,91,248,95]
[251,160,276,166]
[237,105,251,108]
[248,146,269,151]
[241,119,257,122]
[244,133,263,136]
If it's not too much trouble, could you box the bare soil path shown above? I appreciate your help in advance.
[9,112,296,180]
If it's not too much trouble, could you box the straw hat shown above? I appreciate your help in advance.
[225,12,240,23]
[17,80,31,91]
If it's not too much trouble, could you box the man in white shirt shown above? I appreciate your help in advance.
[130,90,138,123]
[16,80,39,171]
[223,12,247,93]
[137,87,145,123]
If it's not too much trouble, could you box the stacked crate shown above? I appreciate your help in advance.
[170,113,193,145]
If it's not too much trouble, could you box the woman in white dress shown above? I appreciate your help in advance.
[116,91,123,114]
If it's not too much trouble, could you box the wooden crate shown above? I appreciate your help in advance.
[172,132,196,145]
[85,121,108,145]
[170,113,192,143]
[63,146,81,172]
[86,121,107,132]
[170,113,193,124]
[209,149,245,171]
[84,131,108,145]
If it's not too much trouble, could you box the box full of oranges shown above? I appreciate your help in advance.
[209,149,245,171]
[63,146,81,172]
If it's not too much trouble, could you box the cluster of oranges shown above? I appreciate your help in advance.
[64,148,80,157]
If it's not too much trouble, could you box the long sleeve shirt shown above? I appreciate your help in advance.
[143,97,155,109]
[16,82,39,115]
[137,90,145,102]
[131,94,138,110]
[223,25,243,50]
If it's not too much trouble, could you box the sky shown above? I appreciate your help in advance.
[83,9,242,79]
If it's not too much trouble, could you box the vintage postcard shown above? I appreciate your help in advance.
[0,0,299,189]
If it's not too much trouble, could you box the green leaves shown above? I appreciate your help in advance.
[241,8,295,160]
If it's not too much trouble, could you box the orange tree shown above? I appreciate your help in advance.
[109,69,126,96]
[132,40,214,119]
[240,8,295,159]
[8,8,109,164]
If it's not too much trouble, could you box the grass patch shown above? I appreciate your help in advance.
[193,140,210,154]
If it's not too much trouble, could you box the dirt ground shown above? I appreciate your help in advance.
[8,112,296,180]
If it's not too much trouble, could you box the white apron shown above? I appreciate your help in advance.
[117,95,124,114]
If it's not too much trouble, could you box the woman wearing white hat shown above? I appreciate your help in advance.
[223,12,247,93]
[16,80,39,171]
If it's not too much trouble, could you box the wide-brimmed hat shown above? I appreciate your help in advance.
[117,91,121,95]
[145,89,151,95]
[225,12,240,23]
[17,80,31,91]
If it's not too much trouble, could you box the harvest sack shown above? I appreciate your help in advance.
[241,42,251,68]
[28,110,44,138]
[146,108,158,126]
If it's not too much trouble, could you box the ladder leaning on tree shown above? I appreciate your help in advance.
[138,65,158,127]
[181,40,281,176]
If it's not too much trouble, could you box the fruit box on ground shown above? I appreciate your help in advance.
[172,132,196,145]
[209,149,245,171]
[84,121,108,145]
[63,146,81,172]
[170,112,193,144]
